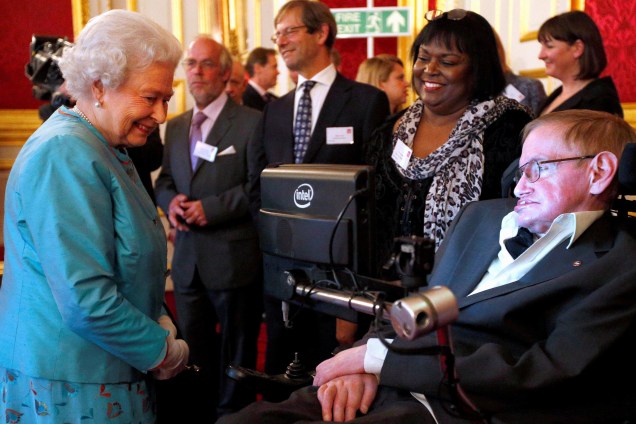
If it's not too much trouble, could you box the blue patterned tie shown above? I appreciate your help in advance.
[293,80,316,163]
[189,111,207,170]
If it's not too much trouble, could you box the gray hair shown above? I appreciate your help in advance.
[59,9,182,100]
[190,35,233,76]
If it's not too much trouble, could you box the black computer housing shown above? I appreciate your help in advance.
[259,164,380,320]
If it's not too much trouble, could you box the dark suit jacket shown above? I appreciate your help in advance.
[248,73,390,215]
[538,76,623,117]
[155,99,262,291]
[380,198,636,423]
[242,83,275,111]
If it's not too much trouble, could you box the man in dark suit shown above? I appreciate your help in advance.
[248,0,390,387]
[225,59,248,105]
[154,36,262,420]
[222,110,636,423]
[242,47,279,111]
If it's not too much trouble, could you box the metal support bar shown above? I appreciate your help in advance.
[294,282,391,320]
[293,281,458,341]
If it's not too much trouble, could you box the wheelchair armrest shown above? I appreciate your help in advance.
[226,353,315,400]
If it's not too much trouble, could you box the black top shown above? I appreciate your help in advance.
[242,83,277,111]
[365,107,532,273]
[538,76,623,117]
[128,128,163,204]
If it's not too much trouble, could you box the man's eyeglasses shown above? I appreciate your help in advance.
[182,59,218,71]
[271,25,308,43]
[425,9,468,22]
[514,155,596,183]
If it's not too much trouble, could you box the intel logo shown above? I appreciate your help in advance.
[293,183,313,208]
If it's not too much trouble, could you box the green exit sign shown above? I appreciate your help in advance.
[332,7,411,38]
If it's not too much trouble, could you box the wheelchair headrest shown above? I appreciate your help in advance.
[619,143,636,195]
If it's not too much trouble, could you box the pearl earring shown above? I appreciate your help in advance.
[95,102,101,109]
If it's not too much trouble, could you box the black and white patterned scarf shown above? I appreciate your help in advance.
[392,95,521,248]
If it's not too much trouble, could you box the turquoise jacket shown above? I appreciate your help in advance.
[0,106,169,384]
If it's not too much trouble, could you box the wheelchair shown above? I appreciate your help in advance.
[227,143,636,422]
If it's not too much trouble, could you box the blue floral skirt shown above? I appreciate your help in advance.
[0,367,156,423]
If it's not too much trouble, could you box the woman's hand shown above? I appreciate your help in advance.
[152,335,189,380]
[158,314,177,338]
[317,374,378,422]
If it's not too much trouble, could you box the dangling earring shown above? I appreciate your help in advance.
[95,101,101,109]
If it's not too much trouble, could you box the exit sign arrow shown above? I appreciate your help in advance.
[332,7,411,38]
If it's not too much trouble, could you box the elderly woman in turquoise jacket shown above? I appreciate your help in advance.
[0,10,188,423]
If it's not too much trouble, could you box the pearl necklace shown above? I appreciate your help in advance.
[73,106,93,126]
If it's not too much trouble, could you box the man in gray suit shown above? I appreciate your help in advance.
[155,36,262,420]
[221,110,636,423]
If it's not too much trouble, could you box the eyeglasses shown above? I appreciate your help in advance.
[425,9,468,22]
[271,25,308,43]
[182,59,218,71]
[514,155,596,183]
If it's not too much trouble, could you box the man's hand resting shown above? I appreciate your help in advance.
[317,374,378,422]
[313,344,377,422]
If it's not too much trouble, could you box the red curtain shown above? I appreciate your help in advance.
[585,0,636,102]
[0,2,73,109]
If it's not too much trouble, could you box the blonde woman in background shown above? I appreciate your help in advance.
[356,54,409,114]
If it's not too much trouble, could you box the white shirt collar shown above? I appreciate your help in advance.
[192,93,228,141]
[247,79,268,97]
[502,210,605,251]
[470,209,604,295]
[194,92,228,120]
[297,63,337,89]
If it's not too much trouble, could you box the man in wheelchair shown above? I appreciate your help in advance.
[220,110,636,423]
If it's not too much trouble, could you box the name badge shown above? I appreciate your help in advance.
[503,83,526,103]
[194,141,218,163]
[391,139,412,170]
[326,127,354,145]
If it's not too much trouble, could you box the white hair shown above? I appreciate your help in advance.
[59,9,182,100]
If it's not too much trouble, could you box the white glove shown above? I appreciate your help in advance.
[152,335,190,380]
[158,314,177,338]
